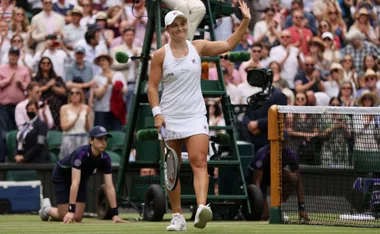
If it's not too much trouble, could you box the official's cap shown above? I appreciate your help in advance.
[89,126,113,138]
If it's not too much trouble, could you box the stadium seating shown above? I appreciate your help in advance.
[6,130,18,163]
[47,130,63,157]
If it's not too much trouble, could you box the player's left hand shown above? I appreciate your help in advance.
[62,212,75,224]
[238,0,251,21]
[299,211,310,222]
[112,215,128,223]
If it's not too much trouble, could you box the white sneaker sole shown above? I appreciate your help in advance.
[39,209,49,221]
[194,208,212,229]
[166,226,187,231]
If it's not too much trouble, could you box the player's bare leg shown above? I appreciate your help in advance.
[165,139,187,231]
[185,134,212,229]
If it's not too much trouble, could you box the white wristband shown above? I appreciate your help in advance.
[152,106,162,117]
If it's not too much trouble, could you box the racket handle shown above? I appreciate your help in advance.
[160,126,166,138]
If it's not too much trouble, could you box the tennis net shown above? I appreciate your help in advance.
[269,105,380,227]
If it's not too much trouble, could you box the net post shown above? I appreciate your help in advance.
[268,105,281,224]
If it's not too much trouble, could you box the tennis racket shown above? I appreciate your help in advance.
[160,126,180,191]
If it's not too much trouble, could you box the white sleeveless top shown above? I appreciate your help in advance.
[160,40,206,119]
[65,107,88,135]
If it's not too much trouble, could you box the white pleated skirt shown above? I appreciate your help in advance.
[162,115,209,140]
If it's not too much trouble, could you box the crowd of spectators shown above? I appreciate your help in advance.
[0,0,379,166]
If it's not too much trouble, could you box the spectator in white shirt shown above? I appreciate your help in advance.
[93,54,127,131]
[32,34,72,80]
[269,30,304,89]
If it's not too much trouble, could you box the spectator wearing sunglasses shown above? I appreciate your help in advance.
[59,87,92,160]
[356,69,380,99]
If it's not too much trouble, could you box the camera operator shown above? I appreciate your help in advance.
[242,68,287,152]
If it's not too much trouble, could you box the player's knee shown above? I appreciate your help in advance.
[74,215,83,222]
[189,155,207,168]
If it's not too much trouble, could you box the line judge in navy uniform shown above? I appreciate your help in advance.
[247,132,308,221]
[38,126,126,224]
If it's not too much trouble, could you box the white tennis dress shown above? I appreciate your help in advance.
[160,40,209,140]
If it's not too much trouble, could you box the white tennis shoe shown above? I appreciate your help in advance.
[194,204,212,229]
[167,213,187,231]
[39,198,51,221]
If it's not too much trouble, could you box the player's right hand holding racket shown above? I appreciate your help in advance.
[154,113,166,133]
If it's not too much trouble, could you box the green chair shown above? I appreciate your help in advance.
[6,170,38,181]
[106,131,125,156]
[106,151,121,164]
[50,152,58,163]
[6,130,18,162]
[47,130,62,156]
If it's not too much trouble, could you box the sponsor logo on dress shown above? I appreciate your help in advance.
[256,160,262,168]
[166,73,174,77]
[191,59,196,64]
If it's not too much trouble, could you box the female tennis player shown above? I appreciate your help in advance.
[147,0,251,231]
[39,126,126,224]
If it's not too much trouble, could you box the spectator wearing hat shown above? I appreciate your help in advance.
[323,63,345,98]
[0,47,31,162]
[287,9,314,56]
[15,81,54,130]
[93,54,126,131]
[307,37,329,73]
[358,55,378,88]
[53,0,74,23]
[32,34,72,80]
[353,91,379,153]
[344,28,380,72]
[66,46,96,105]
[348,7,379,45]
[31,0,65,52]
[356,69,380,99]
[63,6,86,50]
[318,20,341,48]
[75,26,108,76]
[322,32,341,68]
[110,27,141,115]
[95,11,114,48]
[284,0,317,36]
